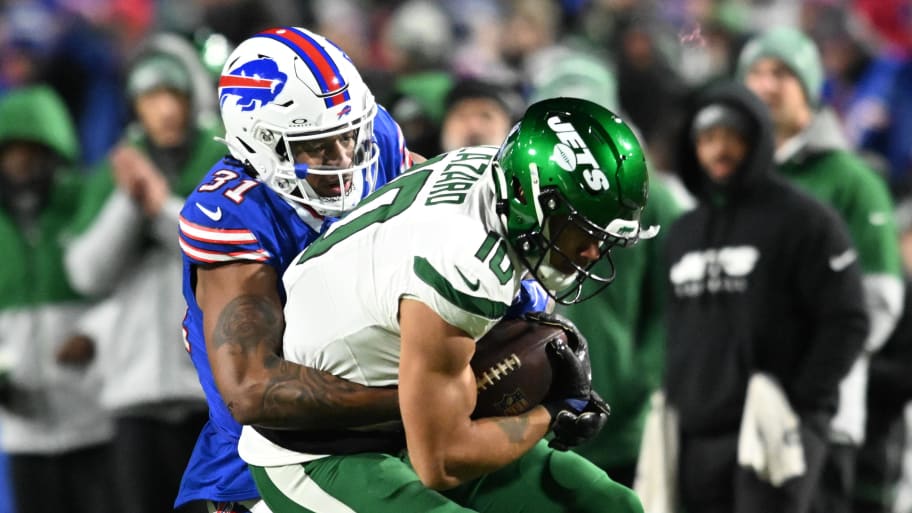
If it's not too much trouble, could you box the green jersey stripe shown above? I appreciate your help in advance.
[413,256,509,320]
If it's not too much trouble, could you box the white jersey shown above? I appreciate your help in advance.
[239,145,525,465]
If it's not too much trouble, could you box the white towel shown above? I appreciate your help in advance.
[634,391,679,513]
[737,373,806,487]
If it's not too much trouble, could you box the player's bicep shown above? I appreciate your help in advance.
[398,298,476,462]
[196,262,283,391]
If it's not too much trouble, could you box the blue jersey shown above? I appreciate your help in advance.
[175,106,411,506]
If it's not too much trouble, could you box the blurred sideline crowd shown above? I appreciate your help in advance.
[1,0,912,512]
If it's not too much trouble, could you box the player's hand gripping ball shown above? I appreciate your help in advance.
[470,317,565,418]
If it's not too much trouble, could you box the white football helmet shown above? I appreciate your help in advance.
[218,27,379,216]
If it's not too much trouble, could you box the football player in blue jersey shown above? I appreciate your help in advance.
[176,27,554,513]
[174,27,421,513]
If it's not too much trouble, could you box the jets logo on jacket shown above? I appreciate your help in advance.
[670,246,760,297]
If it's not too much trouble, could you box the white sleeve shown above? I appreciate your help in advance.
[64,190,144,297]
[149,195,184,252]
[863,274,905,353]
[74,297,120,368]
[406,218,517,339]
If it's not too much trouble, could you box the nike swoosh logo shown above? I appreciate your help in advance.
[196,203,222,221]
[455,267,480,292]
[829,248,857,272]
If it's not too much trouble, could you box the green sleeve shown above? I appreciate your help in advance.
[781,151,901,277]
[840,154,902,277]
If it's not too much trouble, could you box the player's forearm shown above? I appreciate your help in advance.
[448,407,552,480]
[250,355,400,429]
[411,406,552,489]
[209,294,399,428]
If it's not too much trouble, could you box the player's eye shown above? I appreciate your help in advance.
[295,130,357,155]
[297,142,323,154]
[338,130,357,146]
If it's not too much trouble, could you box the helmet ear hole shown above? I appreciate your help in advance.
[511,176,527,204]
[275,139,289,161]
[236,138,255,154]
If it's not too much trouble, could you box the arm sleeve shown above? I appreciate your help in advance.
[862,274,904,353]
[845,165,904,352]
[840,157,902,275]
[868,278,912,406]
[407,219,516,340]
[149,195,184,252]
[504,279,552,318]
[74,297,120,366]
[790,209,869,411]
[373,105,413,184]
[64,189,144,296]
[178,195,272,266]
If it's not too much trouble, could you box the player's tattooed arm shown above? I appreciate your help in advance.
[398,299,552,489]
[197,262,399,429]
[490,415,532,444]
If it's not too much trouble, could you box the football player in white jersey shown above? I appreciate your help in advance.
[240,97,657,512]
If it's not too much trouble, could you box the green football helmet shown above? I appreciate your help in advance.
[494,97,657,304]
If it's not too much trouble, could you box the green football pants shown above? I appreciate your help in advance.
[249,440,643,513]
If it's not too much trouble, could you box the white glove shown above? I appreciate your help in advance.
[737,373,806,486]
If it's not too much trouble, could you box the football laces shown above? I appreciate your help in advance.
[476,354,522,391]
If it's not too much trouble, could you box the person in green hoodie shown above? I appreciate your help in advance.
[738,26,905,513]
[0,85,116,513]
[61,34,225,513]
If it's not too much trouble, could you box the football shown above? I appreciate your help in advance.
[470,317,565,418]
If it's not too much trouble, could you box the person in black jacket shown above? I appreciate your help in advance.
[662,81,869,513]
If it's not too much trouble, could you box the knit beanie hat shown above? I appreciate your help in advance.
[691,103,753,140]
[528,53,619,113]
[444,78,523,121]
[736,26,823,107]
[126,53,192,100]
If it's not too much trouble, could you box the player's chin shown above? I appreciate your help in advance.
[548,256,578,276]
[318,185,344,197]
[314,179,353,197]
